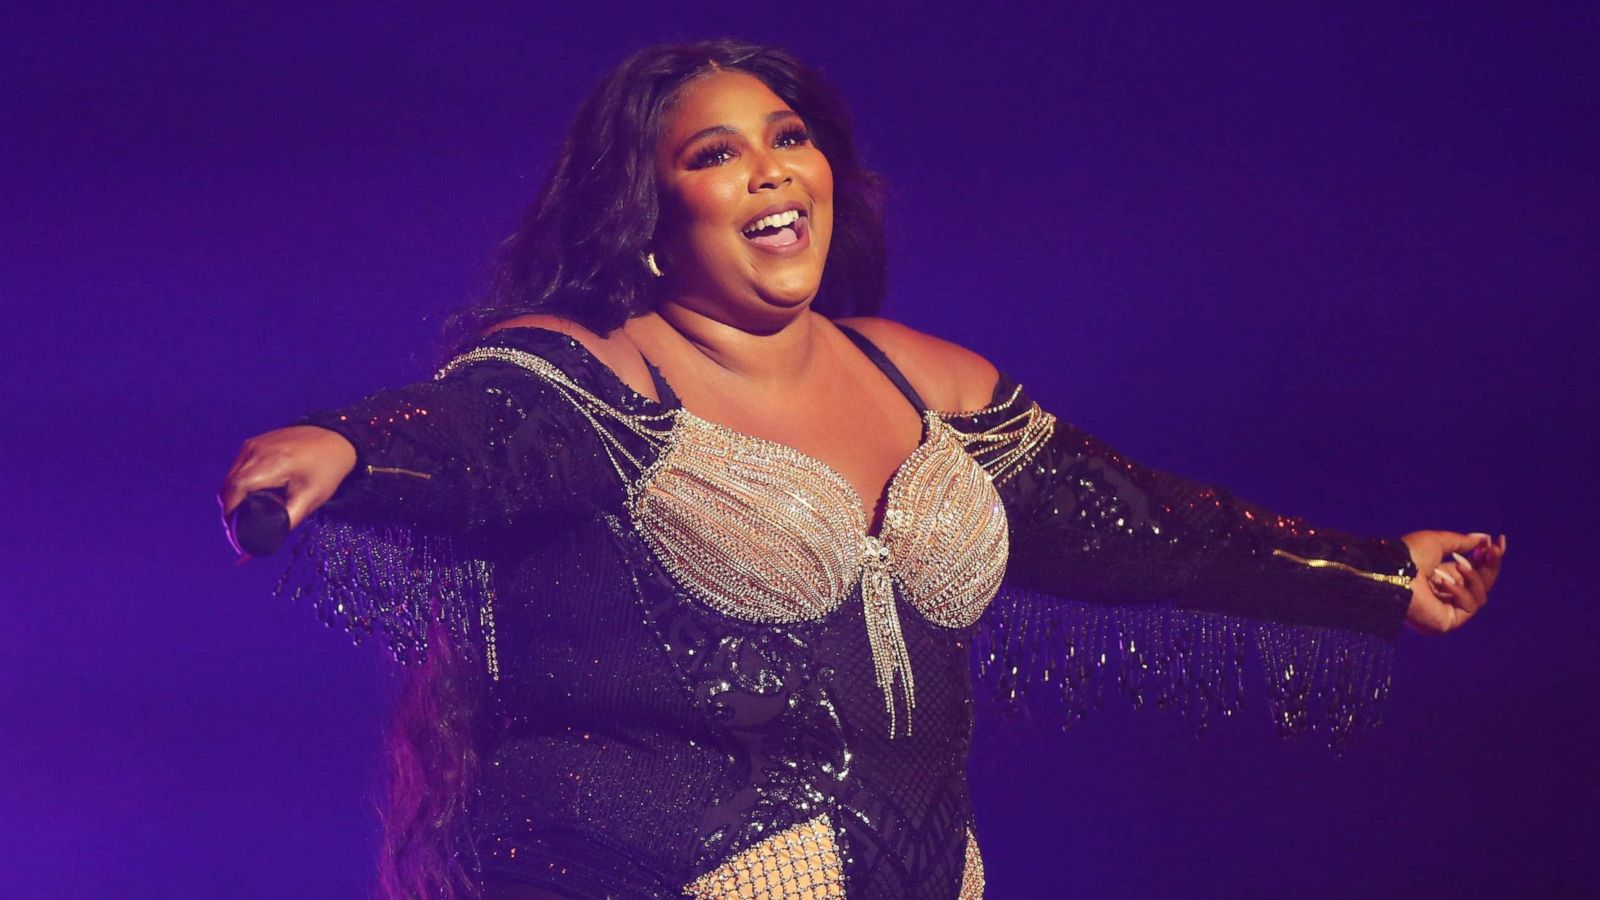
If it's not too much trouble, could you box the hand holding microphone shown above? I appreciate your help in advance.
[219,425,358,559]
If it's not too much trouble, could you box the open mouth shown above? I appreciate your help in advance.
[740,207,808,249]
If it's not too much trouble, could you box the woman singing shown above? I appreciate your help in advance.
[218,38,1505,900]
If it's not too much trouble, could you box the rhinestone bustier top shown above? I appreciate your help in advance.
[631,407,1015,738]
[283,323,1418,898]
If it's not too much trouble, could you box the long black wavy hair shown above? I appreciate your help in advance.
[382,39,887,899]
[442,37,888,343]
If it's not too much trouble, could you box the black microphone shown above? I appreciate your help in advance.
[229,491,291,557]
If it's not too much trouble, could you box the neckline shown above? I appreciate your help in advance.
[641,326,935,539]
[674,406,936,541]
[480,324,936,538]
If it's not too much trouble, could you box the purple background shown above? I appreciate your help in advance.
[4,3,1596,897]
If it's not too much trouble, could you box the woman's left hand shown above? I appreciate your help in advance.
[1400,530,1507,635]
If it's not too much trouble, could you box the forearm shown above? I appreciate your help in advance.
[999,417,1417,636]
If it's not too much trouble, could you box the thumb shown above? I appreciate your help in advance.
[280,479,321,532]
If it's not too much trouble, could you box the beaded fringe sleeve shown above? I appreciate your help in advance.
[939,377,1417,752]
[274,329,638,665]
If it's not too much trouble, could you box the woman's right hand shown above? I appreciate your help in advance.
[218,425,359,543]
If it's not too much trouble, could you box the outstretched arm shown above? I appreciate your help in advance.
[216,326,630,661]
[950,378,1507,747]
[978,395,1415,626]
[219,327,621,544]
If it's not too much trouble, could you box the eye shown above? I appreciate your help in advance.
[688,141,735,170]
[775,125,811,149]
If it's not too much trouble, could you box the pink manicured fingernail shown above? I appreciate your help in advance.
[1433,569,1458,587]
[1451,552,1474,572]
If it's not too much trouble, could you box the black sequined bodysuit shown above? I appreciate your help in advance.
[282,325,1417,899]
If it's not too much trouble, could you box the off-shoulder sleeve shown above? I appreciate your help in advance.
[275,327,662,665]
[939,375,1418,751]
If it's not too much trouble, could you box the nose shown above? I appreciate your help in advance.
[748,145,791,192]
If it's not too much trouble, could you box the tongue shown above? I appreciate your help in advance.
[747,225,798,248]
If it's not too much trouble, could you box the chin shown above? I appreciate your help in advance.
[752,269,822,305]
[757,283,820,311]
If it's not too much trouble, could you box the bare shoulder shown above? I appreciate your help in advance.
[483,314,658,400]
[833,316,1000,412]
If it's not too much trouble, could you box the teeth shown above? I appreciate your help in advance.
[743,208,801,234]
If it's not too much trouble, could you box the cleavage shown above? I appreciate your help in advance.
[681,404,927,538]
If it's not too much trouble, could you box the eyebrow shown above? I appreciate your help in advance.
[676,110,804,158]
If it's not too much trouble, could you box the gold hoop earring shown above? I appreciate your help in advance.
[644,251,664,278]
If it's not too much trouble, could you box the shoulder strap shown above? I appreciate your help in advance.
[835,323,929,413]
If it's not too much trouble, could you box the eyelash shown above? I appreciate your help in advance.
[688,125,811,170]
